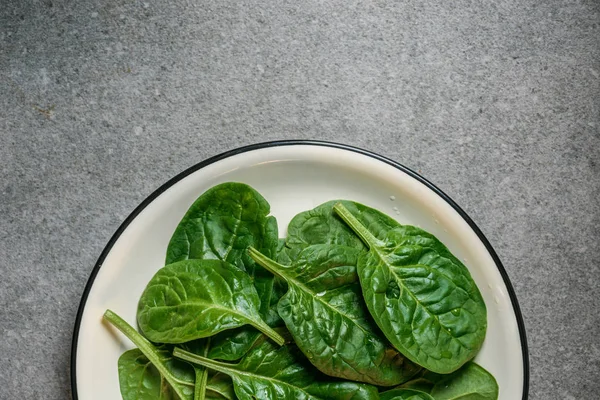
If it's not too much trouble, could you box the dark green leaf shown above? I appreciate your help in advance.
[136,260,284,346]
[429,362,498,400]
[249,244,420,386]
[333,203,487,374]
[104,310,194,400]
[284,200,399,259]
[379,388,434,400]
[173,339,379,400]
[398,362,498,399]
[165,182,278,273]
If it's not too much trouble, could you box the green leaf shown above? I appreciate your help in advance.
[173,340,379,400]
[379,389,434,400]
[104,310,195,400]
[165,182,278,272]
[333,203,487,374]
[398,363,498,400]
[429,363,498,400]
[249,244,420,386]
[284,200,399,258]
[136,260,284,346]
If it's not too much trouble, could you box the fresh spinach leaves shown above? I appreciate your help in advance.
[164,182,281,363]
[173,338,379,400]
[248,244,419,386]
[104,183,498,400]
[332,203,487,374]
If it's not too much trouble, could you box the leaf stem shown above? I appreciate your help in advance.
[103,309,190,400]
[250,320,285,346]
[248,246,288,281]
[245,247,288,346]
[174,347,236,376]
[193,338,211,400]
[194,366,208,400]
[333,203,379,248]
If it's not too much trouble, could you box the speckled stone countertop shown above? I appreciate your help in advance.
[1,1,599,398]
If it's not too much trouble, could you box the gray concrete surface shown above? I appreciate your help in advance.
[1,0,599,398]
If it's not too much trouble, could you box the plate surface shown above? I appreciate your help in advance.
[71,141,528,399]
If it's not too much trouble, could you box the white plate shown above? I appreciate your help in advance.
[71,141,528,399]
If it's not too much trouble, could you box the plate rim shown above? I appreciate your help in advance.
[70,139,529,399]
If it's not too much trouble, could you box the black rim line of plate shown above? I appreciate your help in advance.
[70,139,529,399]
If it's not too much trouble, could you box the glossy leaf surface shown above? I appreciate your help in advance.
[283,200,399,260]
[333,203,487,374]
[429,362,498,400]
[249,244,419,386]
[174,339,379,400]
[165,182,278,274]
[398,362,498,399]
[137,260,284,346]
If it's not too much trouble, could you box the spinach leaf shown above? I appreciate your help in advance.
[165,182,278,274]
[398,362,498,399]
[333,203,487,374]
[173,339,379,400]
[248,244,420,386]
[104,310,195,400]
[379,389,434,400]
[284,200,399,259]
[136,260,284,346]
[429,362,498,400]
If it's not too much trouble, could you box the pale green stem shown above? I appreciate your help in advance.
[247,246,289,281]
[103,309,190,400]
[333,203,379,248]
[174,347,236,377]
[193,338,211,400]
[250,319,285,346]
